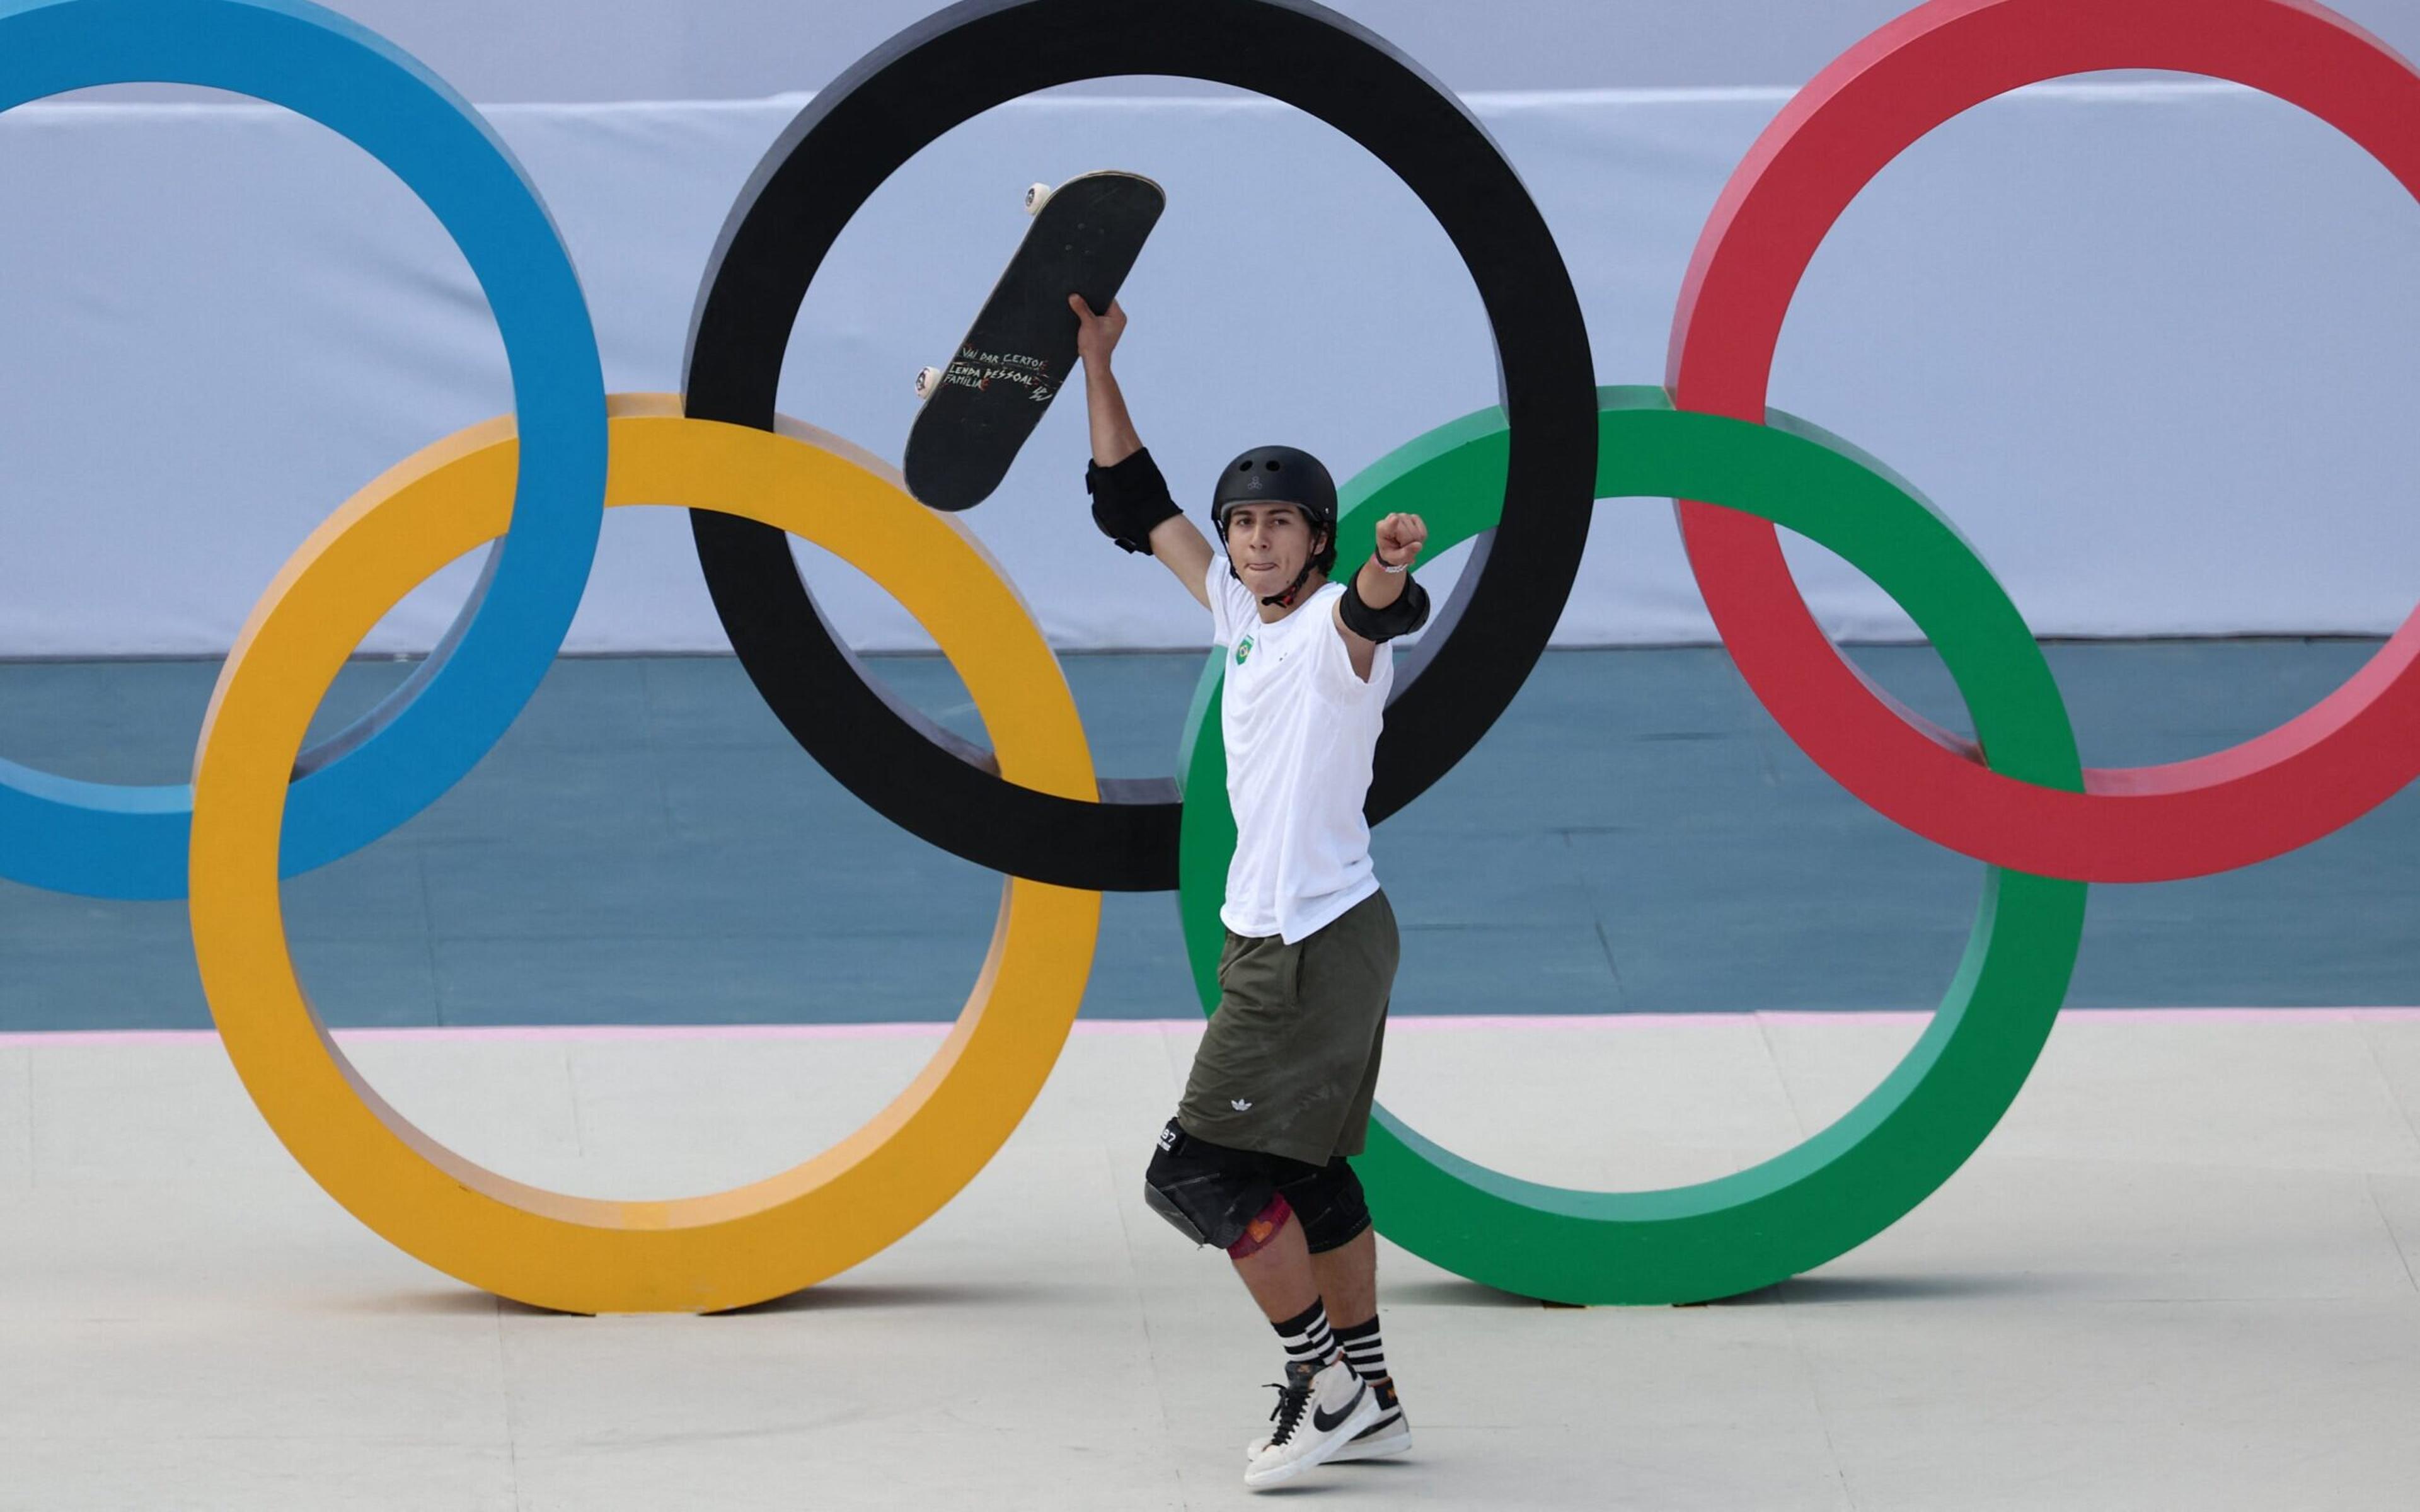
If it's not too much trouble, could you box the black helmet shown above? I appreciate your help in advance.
[1210,445,1338,578]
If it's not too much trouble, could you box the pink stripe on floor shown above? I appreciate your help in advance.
[6,1005,2417,1049]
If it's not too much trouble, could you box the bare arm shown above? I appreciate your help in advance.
[1073,295,1211,609]
[1334,512,1427,681]
[1076,295,1141,467]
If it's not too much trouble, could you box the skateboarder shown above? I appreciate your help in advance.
[1069,294,1431,1491]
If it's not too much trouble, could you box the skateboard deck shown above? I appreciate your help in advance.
[904,169,1165,512]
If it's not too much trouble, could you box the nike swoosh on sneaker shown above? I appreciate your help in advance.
[1311,1380,1368,1434]
[1243,1409,1409,1464]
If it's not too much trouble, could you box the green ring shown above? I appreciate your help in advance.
[1175,386,2089,1304]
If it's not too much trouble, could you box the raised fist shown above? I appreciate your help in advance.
[1374,512,1427,568]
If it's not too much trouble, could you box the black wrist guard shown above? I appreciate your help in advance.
[1339,571,1431,643]
[1086,447,1180,555]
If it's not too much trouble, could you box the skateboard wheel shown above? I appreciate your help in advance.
[914,365,944,401]
[1023,182,1052,215]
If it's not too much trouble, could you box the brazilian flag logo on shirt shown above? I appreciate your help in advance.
[1235,635,1253,667]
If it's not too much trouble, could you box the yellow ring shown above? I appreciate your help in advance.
[188,394,1102,1314]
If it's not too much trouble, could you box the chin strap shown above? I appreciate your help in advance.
[1258,562,1316,608]
[1223,556,1317,609]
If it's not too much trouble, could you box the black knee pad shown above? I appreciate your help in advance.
[1142,1119,1276,1250]
[1275,1157,1371,1254]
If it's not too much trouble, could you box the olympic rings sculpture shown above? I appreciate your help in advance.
[7,0,2418,1311]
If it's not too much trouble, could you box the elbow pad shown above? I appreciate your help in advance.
[1086,447,1180,555]
[1339,572,1431,643]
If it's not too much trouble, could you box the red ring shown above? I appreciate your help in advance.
[1668,0,2420,883]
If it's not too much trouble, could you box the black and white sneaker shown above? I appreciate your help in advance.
[1246,1374,1410,1463]
[1242,1357,1381,1489]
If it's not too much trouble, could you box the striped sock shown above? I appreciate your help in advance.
[1271,1299,1336,1375]
[1331,1315,1388,1384]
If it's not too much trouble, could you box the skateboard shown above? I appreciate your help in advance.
[904,170,1165,512]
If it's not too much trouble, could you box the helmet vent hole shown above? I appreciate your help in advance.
[1265,460,1281,470]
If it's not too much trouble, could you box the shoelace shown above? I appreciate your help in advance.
[1261,1379,1311,1449]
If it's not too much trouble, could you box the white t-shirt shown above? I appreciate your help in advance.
[1206,559,1394,944]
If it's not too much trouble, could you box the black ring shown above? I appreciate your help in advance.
[683,0,1596,891]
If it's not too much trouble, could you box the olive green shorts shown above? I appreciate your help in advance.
[1177,889,1398,1166]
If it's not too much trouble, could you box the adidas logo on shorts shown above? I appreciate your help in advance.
[1231,1099,1253,1111]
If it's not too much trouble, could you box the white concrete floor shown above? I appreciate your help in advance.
[4,1011,2419,1509]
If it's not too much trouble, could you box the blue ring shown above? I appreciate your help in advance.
[0,0,607,899]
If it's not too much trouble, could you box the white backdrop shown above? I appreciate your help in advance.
[4,17,2420,655]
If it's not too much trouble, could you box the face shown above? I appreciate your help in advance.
[1224,503,1327,601]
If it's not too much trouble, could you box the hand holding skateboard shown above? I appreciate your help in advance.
[1069,294,1127,369]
